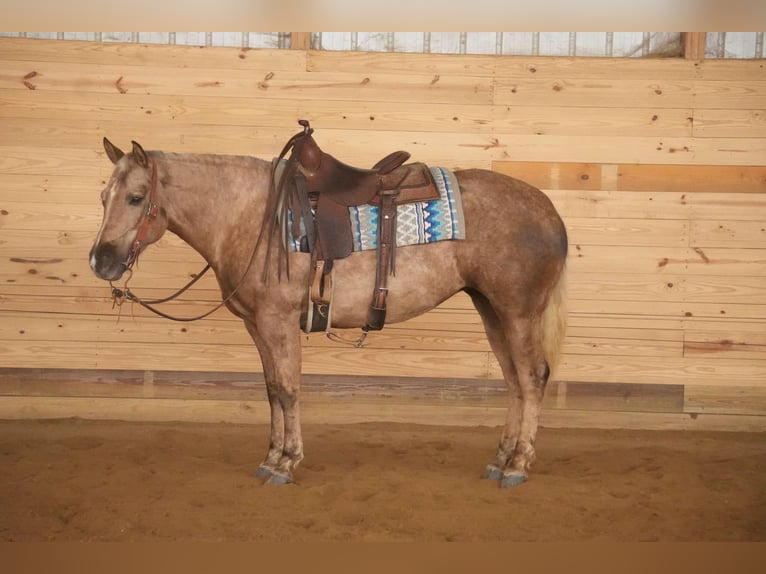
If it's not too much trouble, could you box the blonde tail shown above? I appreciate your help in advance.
[542,264,568,378]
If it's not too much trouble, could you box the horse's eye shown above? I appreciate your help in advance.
[129,196,144,206]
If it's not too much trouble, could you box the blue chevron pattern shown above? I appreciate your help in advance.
[288,166,465,253]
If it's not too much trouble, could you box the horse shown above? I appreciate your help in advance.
[89,132,568,488]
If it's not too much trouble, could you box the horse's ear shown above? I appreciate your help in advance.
[103,137,124,164]
[131,140,149,168]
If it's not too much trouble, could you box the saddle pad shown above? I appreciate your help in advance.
[287,166,465,253]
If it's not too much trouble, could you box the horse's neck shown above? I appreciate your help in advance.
[159,153,271,263]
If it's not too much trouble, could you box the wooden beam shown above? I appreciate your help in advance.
[1,396,764,431]
[683,32,707,60]
[291,32,311,51]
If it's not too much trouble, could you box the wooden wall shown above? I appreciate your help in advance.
[1,38,764,429]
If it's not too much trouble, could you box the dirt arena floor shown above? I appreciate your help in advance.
[0,418,763,541]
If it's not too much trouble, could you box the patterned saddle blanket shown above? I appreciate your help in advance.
[288,166,465,253]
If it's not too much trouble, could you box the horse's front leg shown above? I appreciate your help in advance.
[245,319,304,484]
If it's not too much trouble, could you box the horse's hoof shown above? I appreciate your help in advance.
[266,472,294,485]
[482,467,504,481]
[500,472,528,488]
[255,465,273,479]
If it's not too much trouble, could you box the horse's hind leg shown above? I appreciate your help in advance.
[467,290,523,481]
[500,315,551,487]
[470,290,552,487]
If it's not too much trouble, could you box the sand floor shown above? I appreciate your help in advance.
[1,418,764,541]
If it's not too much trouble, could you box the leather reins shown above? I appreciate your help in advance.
[109,155,259,323]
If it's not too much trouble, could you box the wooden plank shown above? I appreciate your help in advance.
[0,38,307,71]
[570,297,766,321]
[566,273,685,302]
[491,135,766,166]
[495,78,696,109]
[0,395,763,431]
[538,408,766,431]
[694,109,766,138]
[495,162,766,193]
[0,339,493,379]
[0,257,212,290]
[1,229,203,260]
[568,245,766,277]
[0,284,114,301]
[0,202,101,231]
[684,384,766,416]
[0,146,105,177]
[686,192,766,221]
[690,220,766,249]
[496,77,766,110]
[684,339,766,361]
[693,81,766,109]
[567,325,682,344]
[683,32,707,61]
[683,276,766,304]
[491,57,703,81]
[494,161,607,190]
[695,59,766,81]
[0,294,234,319]
[569,313,683,332]
[570,273,766,307]
[546,381,684,413]
[0,121,295,157]
[307,50,704,81]
[290,33,311,51]
[566,217,689,247]
[297,100,493,134]
[564,337,681,358]
[0,60,492,105]
[0,117,104,149]
[0,88,304,129]
[0,173,104,203]
[615,163,766,193]
[548,355,766,387]
[682,317,766,333]
[543,190,766,222]
[307,50,497,78]
[490,106,692,137]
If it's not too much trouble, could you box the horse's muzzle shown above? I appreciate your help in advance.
[89,241,127,281]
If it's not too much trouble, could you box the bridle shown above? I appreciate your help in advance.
[108,155,258,323]
[123,157,162,271]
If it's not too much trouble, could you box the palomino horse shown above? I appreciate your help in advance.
[89,135,568,488]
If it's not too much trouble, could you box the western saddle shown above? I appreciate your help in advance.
[265,120,441,335]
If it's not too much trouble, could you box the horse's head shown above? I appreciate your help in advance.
[89,138,169,281]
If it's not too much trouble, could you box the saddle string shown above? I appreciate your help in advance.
[258,148,296,283]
